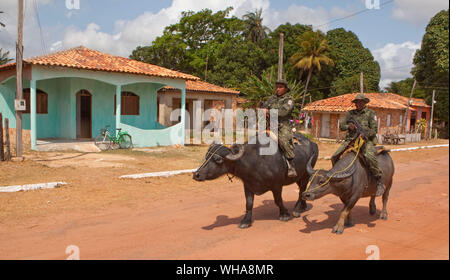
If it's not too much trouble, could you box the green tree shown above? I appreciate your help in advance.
[242,9,270,45]
[0,48,12,65]
[130,8,265,87]
[326,28,380,96]
[262,23,313,78]
[290,30,334,109]
[412,9,449,127]
[385,77,426,99]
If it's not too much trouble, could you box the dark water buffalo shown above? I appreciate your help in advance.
[302,148,394,234]
[193,134,318,228]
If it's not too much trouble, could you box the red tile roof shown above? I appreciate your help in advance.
[303,92,430,112]
[0,46,199,81]
[161,80,240,95]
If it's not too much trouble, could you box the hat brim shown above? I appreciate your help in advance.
[352,98,369,103]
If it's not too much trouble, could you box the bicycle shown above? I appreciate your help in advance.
[94,125,133,150]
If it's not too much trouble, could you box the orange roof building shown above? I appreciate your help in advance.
[0,46,237,149]
[302,92,431,141]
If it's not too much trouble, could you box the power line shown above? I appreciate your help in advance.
[314,0,395,29]
[33,0,47,54]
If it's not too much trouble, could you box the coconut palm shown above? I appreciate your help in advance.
[290,30,334,109]
[0,49,12,65]
[240,65,305,115]
[242,9,270,45]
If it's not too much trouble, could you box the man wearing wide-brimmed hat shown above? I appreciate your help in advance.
[261,79,297,177]
[331,93,385,196]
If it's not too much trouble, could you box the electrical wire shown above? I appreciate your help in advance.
[314,0,395,29]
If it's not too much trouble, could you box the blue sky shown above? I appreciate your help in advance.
[1,0,448,88]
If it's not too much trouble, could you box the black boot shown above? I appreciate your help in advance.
[286,159,297,178]
[375,177,385,197]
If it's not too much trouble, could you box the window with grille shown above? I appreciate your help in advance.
[23,89,48,114]
[114,91,140,115]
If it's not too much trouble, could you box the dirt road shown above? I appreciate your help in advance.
[0,147,448,260]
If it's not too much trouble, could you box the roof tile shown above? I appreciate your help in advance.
[303,92,430,112]
[0,46,199,81]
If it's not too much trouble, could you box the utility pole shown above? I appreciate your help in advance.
[15,0,24,157]
[402,79,416,134]
[277,33,284,80]
[428,89,436,139]
[360,72,364,94]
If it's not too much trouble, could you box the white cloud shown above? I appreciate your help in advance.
[0,0,54,59]
[372,41,420,89]
[392,0,449,25]
[60,0,335,57]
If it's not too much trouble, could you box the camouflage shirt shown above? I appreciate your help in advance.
[261,93,295,123]
[340,107,378,143]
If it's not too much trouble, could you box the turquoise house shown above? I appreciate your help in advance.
[0,46,199,150]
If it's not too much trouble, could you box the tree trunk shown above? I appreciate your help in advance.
[301,68,313,109]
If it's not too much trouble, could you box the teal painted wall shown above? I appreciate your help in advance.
[0,78,17,127]
[0,65,186,147]
[0,77,162,140]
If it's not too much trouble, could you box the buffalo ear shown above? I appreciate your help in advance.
[225,144,244,161]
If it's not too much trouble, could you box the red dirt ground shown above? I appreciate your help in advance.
[0,147,448,260]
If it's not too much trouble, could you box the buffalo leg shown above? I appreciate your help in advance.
[340,197,355,227]
[239,187,254,229]
[345,212,354,227]
[380,180,392,220]
[293,178,308,217]
[272,187,292,222]
[333,195,360,234]
[369,196,376,215]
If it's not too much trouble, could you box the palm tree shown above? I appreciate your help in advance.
[240,66,304,113]
[290,30,334,109]
[243,9,270,45]
[0,49,13,65]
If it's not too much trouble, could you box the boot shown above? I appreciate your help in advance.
[375,177,385,197]
[286,159,297,178]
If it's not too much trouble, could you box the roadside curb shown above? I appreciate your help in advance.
[0,182,67,193]
[120,169,197,179]
[318,144,449,160]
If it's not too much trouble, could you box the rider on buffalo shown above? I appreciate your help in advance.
[331,93,385,196]
[260,79,297,178]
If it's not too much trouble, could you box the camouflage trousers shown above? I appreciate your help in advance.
[331,140,383,178]
[278,122,295,160]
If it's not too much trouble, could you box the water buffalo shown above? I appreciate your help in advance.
[193,133,318,228]
[302,147,394,234]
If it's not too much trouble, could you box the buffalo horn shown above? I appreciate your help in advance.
[326,161,357,179]
[225,144,245,161]
[306,153,316,176]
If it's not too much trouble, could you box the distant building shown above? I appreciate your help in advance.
[302,92,431,140]
[157,80,239,129]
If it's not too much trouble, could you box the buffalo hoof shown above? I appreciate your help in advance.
[292,211,302,218]
[238,222,252,229]
[380,212,388,220]
[344,221,354,227]
[332,225,344,234]
[279,213,293,222]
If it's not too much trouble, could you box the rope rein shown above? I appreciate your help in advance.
[305,136,365,192]
[196,145,237,182]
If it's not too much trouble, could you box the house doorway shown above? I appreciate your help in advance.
[76,90,92,139]
[321,113,330,138]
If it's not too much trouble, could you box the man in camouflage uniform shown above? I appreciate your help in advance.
[261,79,297,177]
[331,93,385,196]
